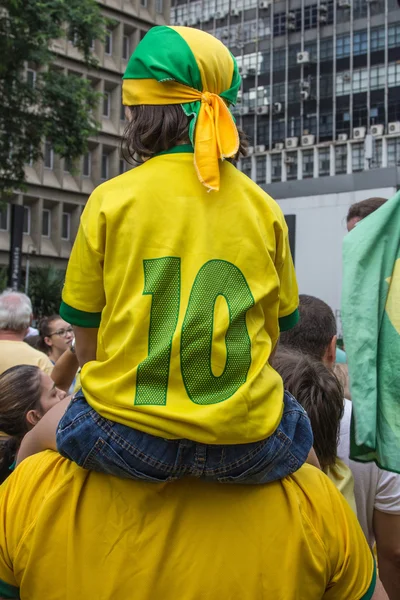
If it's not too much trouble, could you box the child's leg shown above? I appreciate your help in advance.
[16,397,70,466]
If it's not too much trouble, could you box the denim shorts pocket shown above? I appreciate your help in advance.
[83,437,174,483]
[216,433,292,484]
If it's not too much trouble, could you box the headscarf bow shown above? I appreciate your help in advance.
[122,26,241,191]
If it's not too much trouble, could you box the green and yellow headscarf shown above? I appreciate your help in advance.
[122,26,241,192]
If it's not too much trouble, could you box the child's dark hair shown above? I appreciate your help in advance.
[272,348,344,470]
[122,105,248,163]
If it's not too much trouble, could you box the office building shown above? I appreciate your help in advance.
[171,0,400,314]
[0,0,169,272]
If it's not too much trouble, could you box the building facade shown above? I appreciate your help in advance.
[0,0,169,273]
[170,0,400,314]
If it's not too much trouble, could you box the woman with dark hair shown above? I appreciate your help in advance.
[37,315,74,365]
[0,365,65,482]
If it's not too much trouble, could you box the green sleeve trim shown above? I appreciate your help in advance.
[59,301,102,328]
[0,578,19,598]
[360,560,376,600]
[279,308,299,332]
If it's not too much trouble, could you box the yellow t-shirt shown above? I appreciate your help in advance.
[0,452,375,600]
[60,148,299,443]
[0,341,53,376]
[325,458,358,515]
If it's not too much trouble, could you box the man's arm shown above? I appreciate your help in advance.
[373,510,400,599]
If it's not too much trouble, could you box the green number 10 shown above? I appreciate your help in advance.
[135,257,254,406]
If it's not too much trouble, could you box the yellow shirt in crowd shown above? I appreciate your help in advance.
[60,149,299,444]
[0,341,53,376]
[0,452,375,600]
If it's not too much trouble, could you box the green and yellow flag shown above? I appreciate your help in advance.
[342,191,400,473]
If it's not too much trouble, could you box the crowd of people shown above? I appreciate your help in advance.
[0,25,397,600]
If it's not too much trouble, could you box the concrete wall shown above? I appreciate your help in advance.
[276,186,397,325]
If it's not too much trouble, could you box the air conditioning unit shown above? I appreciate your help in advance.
[286,21,296,31]
[284,156,295,164]
[221,28,229,40]
[370,124,384,136]
[286,11,296,31]
[302,135,315,146]
[319,3,328,12]
[342,72,351,82]
[338,0,351,6]
[247,67,256,76]
[255,145,266,153]
[215,10,227,19]
[319,14,327,23]
[239,106,249,116]
[338,133,348,142]
[188,17,197,25]
[285,137,299,149]
[231,8,241,16]
[247,146,255,155]
[273,102,283,114]
[297,51,310,64]
[274,143,284,151]
[388,121,400,134]
[259,0,271,9]
[241,68,249,78]
[256,106,269,115]
[300,90,310,101]
[353,127,366,140]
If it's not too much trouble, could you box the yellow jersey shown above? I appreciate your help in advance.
[0,452,375,600]
[60,148,299,443]
[0,341,53,376]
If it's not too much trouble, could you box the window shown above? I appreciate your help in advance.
[320,38,333,61]
[318,147,330,177]
[335,145,347,175]
[119,159,126,174]
[388,23,400,49]
[101,153,109,180]
[62,212,71,241]
[302,150,314,179]
[122,35,130,60]
[140,30,147,41]
[105,29,113,56]
[353,31,368,56]
[103,92,111,118]
[286,152,297,181]
[42,209,51,238]
[23,206,31,235]
[371,139,382,169]
[0,204,9,231]
[241,158,252,178]
[371,26,385,52]
[387,138,400,167]
[156,0,163,12]
[271,154,282,182]
[44,140,54,169]
[140,0,148,7]
[83,152,91,177]
[255,156,266,184]
[352,143,364,172]
[120,104,126,121]
[336,35,350,59]
[64,157,72,173]
[27,69,37,88]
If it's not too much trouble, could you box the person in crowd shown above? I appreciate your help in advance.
[280,294,400,600]
[37,315,74,365]
[17,26,317,482]
[346,197,387,232]
[0,365,65,482]
[0,448,384,599]
[272,348,356,514]
[0,291,53,377]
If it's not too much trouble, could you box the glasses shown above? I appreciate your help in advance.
[49,327,73,338]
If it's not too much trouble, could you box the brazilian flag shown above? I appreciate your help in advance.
[342,190,400,473]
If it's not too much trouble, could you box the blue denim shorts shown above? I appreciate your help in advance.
[56,390,313,484]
